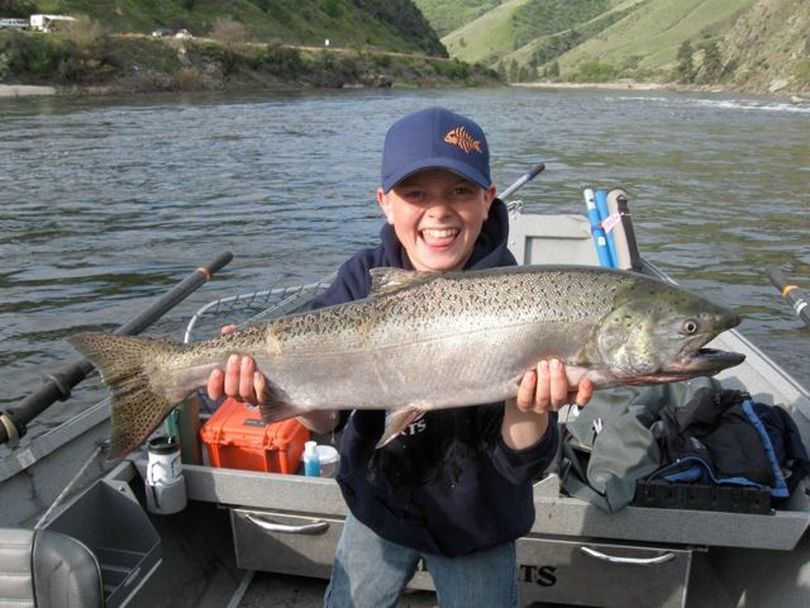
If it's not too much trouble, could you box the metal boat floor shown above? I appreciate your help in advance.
[235,571,438,607]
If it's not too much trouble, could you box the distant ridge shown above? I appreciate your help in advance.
[414,0,810,95]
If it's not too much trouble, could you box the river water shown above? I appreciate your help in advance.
[1,86,808,423]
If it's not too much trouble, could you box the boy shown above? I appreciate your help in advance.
[208,107,593,607]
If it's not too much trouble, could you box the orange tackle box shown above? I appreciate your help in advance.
[199,398,309,474]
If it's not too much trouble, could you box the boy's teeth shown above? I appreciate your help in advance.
[423,228,457,238]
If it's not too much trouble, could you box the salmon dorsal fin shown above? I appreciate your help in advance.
[369,268,435,296]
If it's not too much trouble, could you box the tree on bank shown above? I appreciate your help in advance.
[0,0,36,18]
[676,40,694,84]
[700,39,723,83]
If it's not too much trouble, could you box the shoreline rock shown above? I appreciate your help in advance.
[0,84,57,97]
[513,80,668,92]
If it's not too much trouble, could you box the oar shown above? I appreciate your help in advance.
[0,252,234,447]
[500,162,546,200]
[766,266,810,327]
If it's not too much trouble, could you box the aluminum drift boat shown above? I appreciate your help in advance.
[1,199,809,608]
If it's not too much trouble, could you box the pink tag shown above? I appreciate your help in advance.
[602,212,622,234]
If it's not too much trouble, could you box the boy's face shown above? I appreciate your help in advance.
[377,168,496,272]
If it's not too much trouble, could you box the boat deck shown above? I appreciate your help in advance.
[3,206,809,608]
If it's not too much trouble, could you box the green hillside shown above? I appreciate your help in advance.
[0,0,507,91]
[439,0,533,65]
[502,0,647,72]
[439,0,640,65]
[422,0,809,94]
[411,1,500,37]
[551,0,753,77]
[12,0,446,56]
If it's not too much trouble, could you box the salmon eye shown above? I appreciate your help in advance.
[682,319,699,335]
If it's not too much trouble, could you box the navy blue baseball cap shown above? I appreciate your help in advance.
[381,107,491,192]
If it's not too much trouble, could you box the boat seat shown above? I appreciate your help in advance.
[0,527,104,608]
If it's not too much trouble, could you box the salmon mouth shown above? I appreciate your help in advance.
[618,349,746,386]
[670,348,746,375]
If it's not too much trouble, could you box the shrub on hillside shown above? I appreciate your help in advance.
[676,41,695,84]
[0,0,36,18]
[574,60,615,82]
[0,32,65,80]
[0,51,10,79]
[211,16,248,47]
[697,39,723,84]
[262,43,305,80]
[53,15,111,82]
[796,59,810,89]
[55,15,106,60]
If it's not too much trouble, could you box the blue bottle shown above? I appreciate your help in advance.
[303,441,321,477]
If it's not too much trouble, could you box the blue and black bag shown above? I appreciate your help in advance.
[560,382,810,513]
[649,387,810,504]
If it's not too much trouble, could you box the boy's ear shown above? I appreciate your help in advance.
[377,188,394,224]
[485,185,496,214]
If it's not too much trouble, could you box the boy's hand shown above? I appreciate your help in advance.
[206,325,268,404]
[514,359,593,414]
[206,325,338,435]
[502,359,593,450]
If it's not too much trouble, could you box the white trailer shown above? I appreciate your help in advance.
[29,14,76,33]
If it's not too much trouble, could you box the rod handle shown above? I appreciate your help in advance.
[0,251,234,445]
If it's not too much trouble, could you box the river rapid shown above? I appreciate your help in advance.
[1,86,808,426]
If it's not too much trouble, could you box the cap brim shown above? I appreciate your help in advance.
[383,158,491,192]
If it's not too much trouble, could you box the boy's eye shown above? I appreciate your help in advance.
[402,190,428,203]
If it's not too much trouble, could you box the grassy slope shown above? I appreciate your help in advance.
[555,0,754,75]
[442,0,534,65]
[411,0,500,37]
[435,0,757,80]
[27,0,446,56]
[502,0,647,67]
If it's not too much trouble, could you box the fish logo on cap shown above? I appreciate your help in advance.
[443,126,483,154]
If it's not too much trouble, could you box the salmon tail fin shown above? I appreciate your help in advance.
[68,332,188,460]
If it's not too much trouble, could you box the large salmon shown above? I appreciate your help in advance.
[69,265,745,458]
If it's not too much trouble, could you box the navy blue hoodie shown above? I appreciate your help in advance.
[310,199,559,557]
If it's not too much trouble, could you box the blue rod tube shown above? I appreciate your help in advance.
[594,189,618,268]
[584,188,614,268]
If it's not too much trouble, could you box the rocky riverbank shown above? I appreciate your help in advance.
[0,84,57,96]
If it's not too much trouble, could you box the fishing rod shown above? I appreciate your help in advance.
[0,251,234,448]
[766,266,810,328]
[500,162,546,200]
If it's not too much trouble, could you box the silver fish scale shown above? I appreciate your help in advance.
[373,267,632,332]
[264,267,635,355]
[239,267,645,412]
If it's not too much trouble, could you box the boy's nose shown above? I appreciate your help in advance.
[425,197,454,216]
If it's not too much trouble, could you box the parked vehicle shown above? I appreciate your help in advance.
[28,14,76,33]
[0,18,29,30]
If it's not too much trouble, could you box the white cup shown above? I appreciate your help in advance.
[316,445,340,478]
[146,436,182,486]
[145,436,186,514]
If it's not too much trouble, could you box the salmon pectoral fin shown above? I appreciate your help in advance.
[258,383,300,424]
[375,404,426,449]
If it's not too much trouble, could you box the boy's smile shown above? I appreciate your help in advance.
[377,169,496,272]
